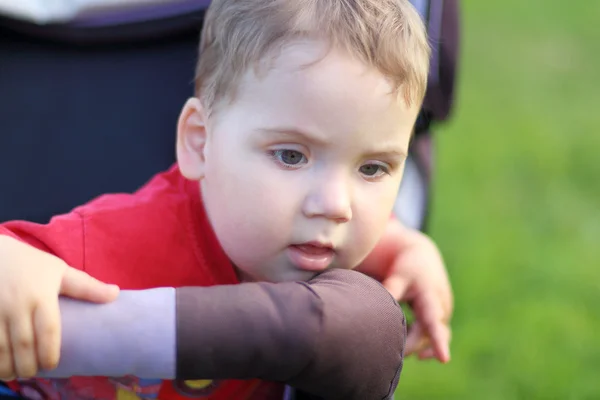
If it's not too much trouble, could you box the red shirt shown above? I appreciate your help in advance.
[1,165,284,400]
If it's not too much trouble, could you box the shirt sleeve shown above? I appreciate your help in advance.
[0,212,86,271]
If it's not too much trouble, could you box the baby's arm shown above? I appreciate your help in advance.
[40,269,405,400]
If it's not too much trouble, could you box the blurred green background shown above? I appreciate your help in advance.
[397,1,600,399]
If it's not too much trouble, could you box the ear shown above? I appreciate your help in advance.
[176,97,209,181]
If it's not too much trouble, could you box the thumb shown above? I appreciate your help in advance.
[60,267,120,303]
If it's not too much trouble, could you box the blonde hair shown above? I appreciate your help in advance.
[195,0,430,112]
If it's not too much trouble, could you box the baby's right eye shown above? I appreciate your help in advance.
[270,149,308,168]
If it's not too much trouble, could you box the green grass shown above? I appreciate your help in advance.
[396,1,600,399]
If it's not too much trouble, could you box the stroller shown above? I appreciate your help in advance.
[0,0,459,398]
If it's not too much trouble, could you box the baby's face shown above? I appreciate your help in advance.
[180,41,419,282]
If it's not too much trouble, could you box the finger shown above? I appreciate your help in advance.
[438,286,454,322]
[425,322,451,363]
[0,321,15,380]
[60,268,119,303]
[8,315,37,378]
[382,275,410,301]
[417,347,437,360]
[33,302,61,371]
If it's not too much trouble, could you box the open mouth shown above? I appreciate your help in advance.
[287,242,335,272]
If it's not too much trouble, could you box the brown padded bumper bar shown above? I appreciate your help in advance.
[176,269,406,400]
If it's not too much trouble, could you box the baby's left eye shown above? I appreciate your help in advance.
[359,163,389,178]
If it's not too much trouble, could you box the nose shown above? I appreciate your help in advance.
[302,172,352,223]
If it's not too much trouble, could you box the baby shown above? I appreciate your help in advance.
[0,0,452,398]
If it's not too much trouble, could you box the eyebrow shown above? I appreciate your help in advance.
[364,149,407,161]
[255,127,332,146]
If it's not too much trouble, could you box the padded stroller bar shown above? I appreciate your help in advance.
[35,270,406,400]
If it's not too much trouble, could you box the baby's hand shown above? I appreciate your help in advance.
[0,235,119,380]
[358,219,453,363]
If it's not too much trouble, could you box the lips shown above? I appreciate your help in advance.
[287,242,335,272]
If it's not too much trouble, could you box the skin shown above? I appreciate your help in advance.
[177,40,420,283]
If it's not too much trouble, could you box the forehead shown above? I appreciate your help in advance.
[224,40,417,142]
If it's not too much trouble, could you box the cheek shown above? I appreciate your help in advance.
[206,163,299,227]
[202,149,303,265]
[349,183,400,261]
[203,182,275,268]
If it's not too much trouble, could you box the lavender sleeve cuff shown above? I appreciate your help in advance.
[37,288,176,379]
